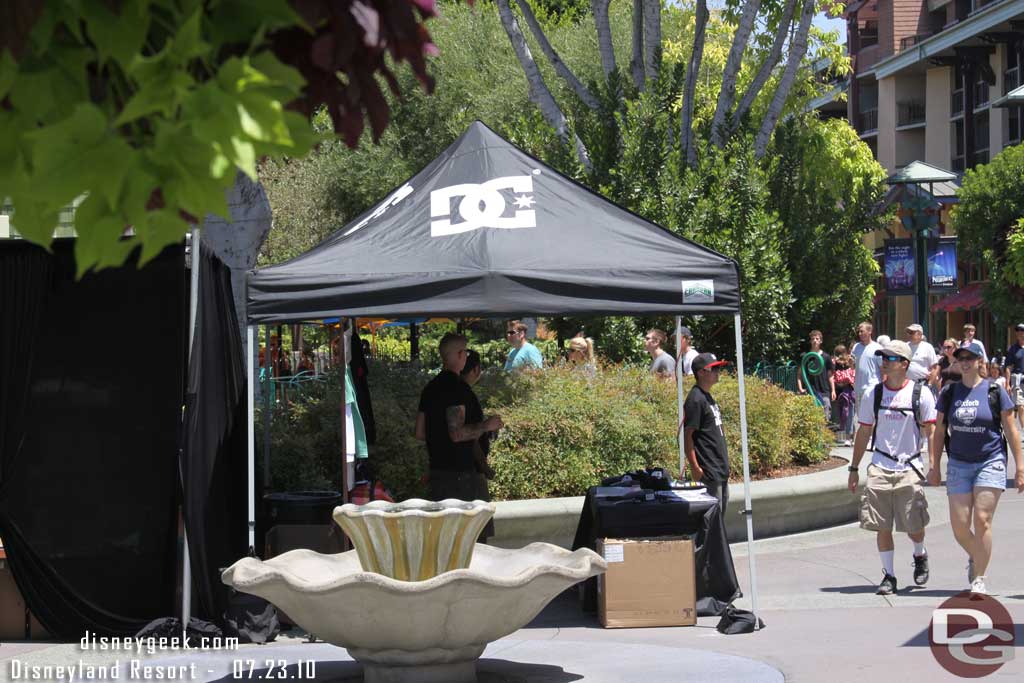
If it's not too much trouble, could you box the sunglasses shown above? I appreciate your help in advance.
[505,330,519,336]
[881,355,904,362]
[942,345,955,350]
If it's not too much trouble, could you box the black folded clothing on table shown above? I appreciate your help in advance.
[601,467,672,491]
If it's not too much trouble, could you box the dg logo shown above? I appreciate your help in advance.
[430,173,538,237]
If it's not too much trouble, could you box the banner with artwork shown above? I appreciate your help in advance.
[884,237,957,294]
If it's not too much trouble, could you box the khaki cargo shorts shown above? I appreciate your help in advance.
[859,464,930,533]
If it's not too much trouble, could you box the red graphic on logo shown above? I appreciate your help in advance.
[930,591,1015,677]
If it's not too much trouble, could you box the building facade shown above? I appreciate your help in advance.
[846,0,1024,354]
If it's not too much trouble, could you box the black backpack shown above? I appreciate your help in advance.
[871,379,928,444]
[938,380,1004,453]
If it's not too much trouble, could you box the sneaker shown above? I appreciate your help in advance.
[913,554,930,586]
[967,558,975,584]
[971,575,988,595]
[843,439,852,446]
[877,573,898,595]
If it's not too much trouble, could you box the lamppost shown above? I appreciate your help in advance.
[885,162,958,341]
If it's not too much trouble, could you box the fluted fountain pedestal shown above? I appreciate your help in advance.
[222,499,606,683]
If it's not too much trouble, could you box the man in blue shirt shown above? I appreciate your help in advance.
[503,320,543,371]
[1002,323,1024,432]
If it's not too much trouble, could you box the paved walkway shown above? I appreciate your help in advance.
[4,444,1024,682]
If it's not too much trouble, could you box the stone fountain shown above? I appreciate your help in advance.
[222,499,606,683]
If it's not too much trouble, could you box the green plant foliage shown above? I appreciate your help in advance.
[951,143,1024,323]
[766,116,887,352]
[258,361,832,500]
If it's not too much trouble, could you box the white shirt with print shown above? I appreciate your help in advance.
[858,380,937,471]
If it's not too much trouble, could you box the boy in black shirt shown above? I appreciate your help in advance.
[684,353,731,510]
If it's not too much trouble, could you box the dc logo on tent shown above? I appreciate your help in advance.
[430,174,538,237]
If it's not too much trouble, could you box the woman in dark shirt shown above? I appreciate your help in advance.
[938,337,962,389]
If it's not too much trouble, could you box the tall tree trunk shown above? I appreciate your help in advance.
[710,0,762,147]
[631,0,645,90]
[515,0,600,111]
[734,0,798,126]
[681,0,709,167]
[497,0,593,171]
[642,0,661,84]
[592,0,617,78]
[754,0,815,158]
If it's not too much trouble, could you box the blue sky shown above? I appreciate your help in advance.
[814,12,847,44]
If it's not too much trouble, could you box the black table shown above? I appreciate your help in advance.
[572,488,741,614]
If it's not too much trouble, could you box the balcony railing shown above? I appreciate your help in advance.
[898,33,933,53]
[897,100,926,127]
[858,109,878,132]
[974,81,990,108]
[952,89,964,117]
[1006,66,1020,93]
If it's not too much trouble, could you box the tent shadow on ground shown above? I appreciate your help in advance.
[210,660,583,682]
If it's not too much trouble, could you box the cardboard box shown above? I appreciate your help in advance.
[597,536,696,628]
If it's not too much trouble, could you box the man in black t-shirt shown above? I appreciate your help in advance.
[1004,323,1024,430]
[796,330,835,423]
[684,353,731,511]
[415,333,503,501]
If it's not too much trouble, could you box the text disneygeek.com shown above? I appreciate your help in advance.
[3,630,323,681]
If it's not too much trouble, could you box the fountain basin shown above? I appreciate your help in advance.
[333,498,493,581]
[222,542,606,682]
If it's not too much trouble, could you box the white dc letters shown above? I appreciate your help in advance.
[430,175,536,237]
[932,607,1014,666]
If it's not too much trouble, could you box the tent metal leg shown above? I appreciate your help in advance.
[182,228,200,632]
[733,313,759,624]
[247,325,256,555]
[675,316,686,478]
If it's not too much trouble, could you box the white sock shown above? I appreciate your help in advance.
[881,550,895,576]
[913,542,926,557]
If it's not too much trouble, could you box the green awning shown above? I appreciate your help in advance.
[886,161,958,185]
[992,84,1024,108]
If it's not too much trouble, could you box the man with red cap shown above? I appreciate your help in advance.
[684,353,731,510]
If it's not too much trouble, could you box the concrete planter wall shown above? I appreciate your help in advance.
[489,458,857,549]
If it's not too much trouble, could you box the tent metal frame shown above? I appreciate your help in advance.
[241,312,760,624]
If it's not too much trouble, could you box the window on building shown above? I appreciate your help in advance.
[951,120,965,171]
[973,111,989,167]
[860,21,879,48]
[1009,106,1022,145]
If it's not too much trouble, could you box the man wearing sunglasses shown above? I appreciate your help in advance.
[848,339,937,595]
[503,320,543,371]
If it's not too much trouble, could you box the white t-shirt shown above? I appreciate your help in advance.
[858,380,937,471]
[907,341,938,381]
[681,347,699,375]
[853,341,882,398]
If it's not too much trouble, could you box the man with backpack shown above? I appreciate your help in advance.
[848,340,936,595]
[928,341,1024,595]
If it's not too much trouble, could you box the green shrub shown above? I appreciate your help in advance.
[257,361,833,500]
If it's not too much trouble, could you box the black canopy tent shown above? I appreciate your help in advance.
[245,121,761,616]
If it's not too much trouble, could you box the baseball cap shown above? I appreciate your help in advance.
[874,339,912,362]
[954,341,985,359]
[905,323,923,333]
[1015,323,1024,331]
[692,352,729,373]
[678,326,693,338]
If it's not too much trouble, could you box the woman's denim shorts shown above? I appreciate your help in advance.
[946,455,1007,495]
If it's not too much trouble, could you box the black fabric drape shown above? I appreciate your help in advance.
[0,240,185,638]
[181,244,248,620]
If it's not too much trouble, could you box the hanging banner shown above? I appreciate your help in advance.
[884,237,958,295]
[927,236,958,290]
[884,239,915,294]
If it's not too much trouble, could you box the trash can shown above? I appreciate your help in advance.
[263,491,343,526]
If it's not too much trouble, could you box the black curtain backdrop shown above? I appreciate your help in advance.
[0,240,185,638]
[181,243,248,620]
